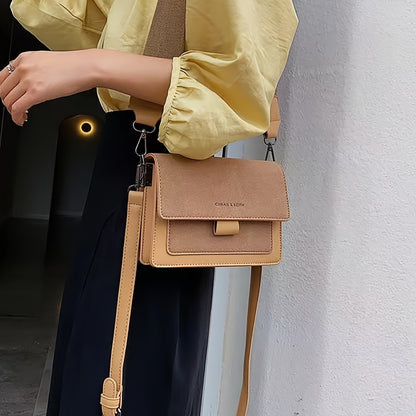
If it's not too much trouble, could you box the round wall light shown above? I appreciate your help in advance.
[78,120,95,136]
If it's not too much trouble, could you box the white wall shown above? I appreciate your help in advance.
[246,1,416,415]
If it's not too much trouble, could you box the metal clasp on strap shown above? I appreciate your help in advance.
[264,134,277,162]
[129,123,156,191]
[133,123,156,161]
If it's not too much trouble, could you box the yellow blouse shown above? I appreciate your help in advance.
[10,0,298,159]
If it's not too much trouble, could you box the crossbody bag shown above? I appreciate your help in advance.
[100,1,289,415]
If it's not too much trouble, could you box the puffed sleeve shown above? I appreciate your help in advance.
[159,0,298,159]
[10,0,106,50]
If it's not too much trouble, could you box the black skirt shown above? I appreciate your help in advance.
[47,110,214,416]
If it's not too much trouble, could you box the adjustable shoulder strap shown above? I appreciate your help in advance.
[100,191,263,416]
[236,266,262,416]
[100,191,144,416]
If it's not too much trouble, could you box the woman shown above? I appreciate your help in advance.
[0,1,298,415]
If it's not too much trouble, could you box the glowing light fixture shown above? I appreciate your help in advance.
[78,120,95,136]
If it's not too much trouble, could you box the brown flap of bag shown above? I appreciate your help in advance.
[145,153,290,221]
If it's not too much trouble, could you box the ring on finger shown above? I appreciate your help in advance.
[7,62,15,75]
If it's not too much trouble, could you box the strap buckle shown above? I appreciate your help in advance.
[129,123,157,191]
[263,134,277,162]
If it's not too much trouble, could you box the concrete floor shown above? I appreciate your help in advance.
[0,218,76,416]
[0,316,55,416]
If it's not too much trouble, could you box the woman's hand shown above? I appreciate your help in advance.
[0,50,96,126]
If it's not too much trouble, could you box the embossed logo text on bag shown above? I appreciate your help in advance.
[215,202,245,207]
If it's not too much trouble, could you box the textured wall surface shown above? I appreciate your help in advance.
[248,0,416,415]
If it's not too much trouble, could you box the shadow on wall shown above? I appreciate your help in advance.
[249,0,352,414]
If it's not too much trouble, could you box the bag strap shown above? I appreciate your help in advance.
[144,0,185,58]
[100,191,262,416]
[266,94,281,139]
[101,191,144,416]
[131,0,185,126]
[236,264,262,416]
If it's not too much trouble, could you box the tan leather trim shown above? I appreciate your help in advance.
[101,377,120,416]
[266,94,281,139]
[167,220,274,256]
[214,220,240,236]
[140,185,157,265]
[236,266,262,416]
[130,97,164,127]
[151,212,282,268]
[101,191,143,416]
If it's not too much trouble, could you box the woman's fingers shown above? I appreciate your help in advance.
[0,63,29,126]
[0,61,25,124]
[0,65,18,103]
[0,65,11,85]
[1,74,20,109]
[4,85,29,126]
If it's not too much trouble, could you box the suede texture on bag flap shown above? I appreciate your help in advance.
[139,153,288,267]
[145,153,290,221]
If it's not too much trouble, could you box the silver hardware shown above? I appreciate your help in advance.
[132,123,157,158]
[7,61,15,75]
[134,129,147,160]
[264,134,276,162]
[132,161,153,190]
[132,122,156,134]
[129,124,156,191]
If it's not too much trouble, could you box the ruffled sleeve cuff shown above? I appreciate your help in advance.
[159,56,267,160]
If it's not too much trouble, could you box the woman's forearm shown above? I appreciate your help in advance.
[0,48,173,125]
[89,49,172,106]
